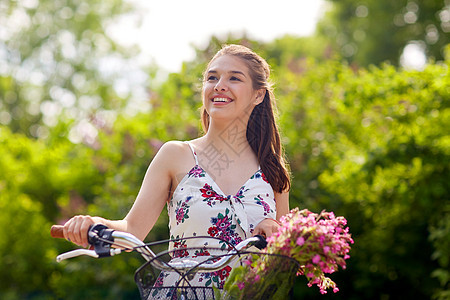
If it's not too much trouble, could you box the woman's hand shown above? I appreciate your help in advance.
[252,218,281,238]
[62,215,107,248]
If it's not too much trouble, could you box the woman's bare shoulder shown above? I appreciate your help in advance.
[154,140,195,170]
[155,140,189,159]
[159,140,187,151]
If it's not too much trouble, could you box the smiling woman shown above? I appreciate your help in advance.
[61,44,291,293]
[201,45,290,195]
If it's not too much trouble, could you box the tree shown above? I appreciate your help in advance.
[276,53,449,299]
[317,0,450,66]
[0,0,138,137]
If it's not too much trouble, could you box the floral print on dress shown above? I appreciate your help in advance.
[249,223,255,235]
[171,235,189,258]
[153,273,167,288]
[193,248,211,258]
[163,142,277,291]
[200,183,227,206]
[151,272,173,299]
[215,265,232,284]
[208,208,243,250]
[175,196,192,225]
[234,186,249,203]
[198,265,232,289]
[255,195,274,216]
[251,169,269,184]
[188,165,205,178]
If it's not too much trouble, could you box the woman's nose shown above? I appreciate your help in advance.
[214,79,227,91]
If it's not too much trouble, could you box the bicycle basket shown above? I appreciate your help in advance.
[135,244,249,300]
[139,286,215,300]
[134,236,283,300]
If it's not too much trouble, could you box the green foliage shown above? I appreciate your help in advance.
[1,48,448,298]
[0,0,136,136]
[0,72,204,296]
[1,1,449,296]
[318,0,450,66]
[429,208,450,300]
[0,128,55,298]
[276,56,449,298]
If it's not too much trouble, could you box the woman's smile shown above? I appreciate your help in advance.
[212,95,233,104]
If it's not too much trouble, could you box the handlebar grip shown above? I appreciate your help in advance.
[51,225,65,239]
[253,235,268,249]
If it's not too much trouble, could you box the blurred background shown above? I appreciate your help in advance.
[0,0,449,299]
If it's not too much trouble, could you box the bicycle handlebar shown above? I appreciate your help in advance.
[51,225,64,239]
[51,224,268,274]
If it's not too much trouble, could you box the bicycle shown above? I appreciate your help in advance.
[51,224,297,300]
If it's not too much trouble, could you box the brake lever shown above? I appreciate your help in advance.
[56,224,120,262]
[56,248,122,262]
[56,249,99,262]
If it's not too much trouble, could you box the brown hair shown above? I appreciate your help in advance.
[201,44,290,193]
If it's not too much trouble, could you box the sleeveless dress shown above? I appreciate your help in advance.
[149,142,276,299]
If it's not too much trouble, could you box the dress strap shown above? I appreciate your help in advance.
[185,141,199,165]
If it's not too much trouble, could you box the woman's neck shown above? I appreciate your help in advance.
[195,121,259,181]
[203,118,251,155]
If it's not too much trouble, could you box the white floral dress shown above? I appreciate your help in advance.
[150,142,276,299]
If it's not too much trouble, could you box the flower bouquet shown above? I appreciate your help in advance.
[220,208,354,299]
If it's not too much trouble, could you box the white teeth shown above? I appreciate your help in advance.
[213,97,230,102]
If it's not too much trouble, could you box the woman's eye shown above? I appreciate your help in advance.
[230,76,241,81]
[207,76,217,81]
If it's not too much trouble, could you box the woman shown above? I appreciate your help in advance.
[62,44,291,291]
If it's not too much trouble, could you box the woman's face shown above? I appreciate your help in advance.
[202,55,264,124]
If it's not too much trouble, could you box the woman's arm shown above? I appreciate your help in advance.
[252,190,289,238]
[274,190,289,220]
[63,141,182,247]
[121,141,181,240]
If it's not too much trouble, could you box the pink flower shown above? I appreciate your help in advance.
[296,237,305,246]
[224,207,353,297]
[312,254,321,264]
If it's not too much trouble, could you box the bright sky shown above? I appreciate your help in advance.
[109,0,327,73]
